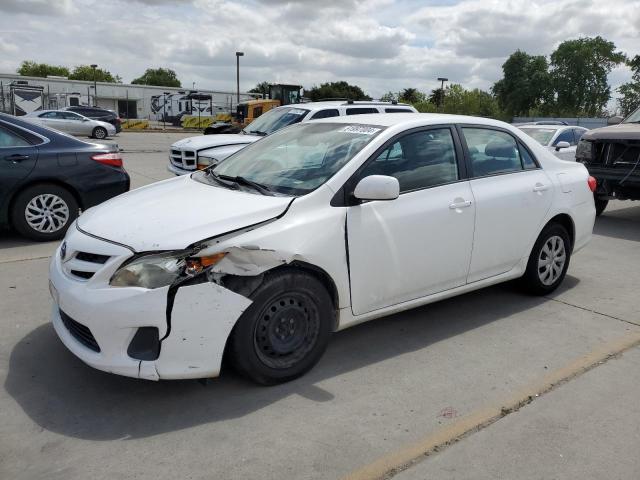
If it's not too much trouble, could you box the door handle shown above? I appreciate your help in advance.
[533,183,548,192]
[4,154,30,163]
[449,200,472,209]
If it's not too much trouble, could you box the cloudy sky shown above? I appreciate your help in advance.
[0,0,638,98]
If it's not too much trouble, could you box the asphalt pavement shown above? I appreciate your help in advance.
[1,131,638,480]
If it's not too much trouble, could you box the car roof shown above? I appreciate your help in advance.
[309,112,511,128]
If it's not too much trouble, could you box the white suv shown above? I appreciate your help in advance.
[167,101,417,175]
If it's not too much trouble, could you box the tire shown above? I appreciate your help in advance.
[230,269,334,385]
[11,184,79,241]
[520,223,571,295]
[92,127,108,139]
[594,196,608,217]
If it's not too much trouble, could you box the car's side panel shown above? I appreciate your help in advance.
[466,169,554,282]
[346,182,476,315]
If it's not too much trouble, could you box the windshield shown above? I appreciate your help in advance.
[244,107,309,135]
[194,122,384,196]
[518,127,556,146]
[623,106,640,123]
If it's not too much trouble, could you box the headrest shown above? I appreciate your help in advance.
[485,141,516,158]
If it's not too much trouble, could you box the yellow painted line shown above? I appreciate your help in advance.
[342,330,640,480]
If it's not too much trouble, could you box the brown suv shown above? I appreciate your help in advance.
[576,107,640,215]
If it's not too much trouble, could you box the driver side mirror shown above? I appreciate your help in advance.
[555,141,570,151]
[607,115,623,125]
[82,118,90,122]
[353,175,399,202]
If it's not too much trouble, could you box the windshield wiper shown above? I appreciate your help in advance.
[206,170,239,190]
[246,130,268,136]
[218,174,273,195]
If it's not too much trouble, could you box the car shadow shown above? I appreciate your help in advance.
[594,204,640,242]
[5,282,568,441]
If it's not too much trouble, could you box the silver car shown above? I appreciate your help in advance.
[22,110,116,139]
[517,124,588,161]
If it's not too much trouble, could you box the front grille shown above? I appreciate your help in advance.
[70,270,94,279]
[170,147,197,171]
[76,252,110,264]
[60,310,101,352]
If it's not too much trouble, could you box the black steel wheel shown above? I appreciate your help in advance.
[230,269,334,385]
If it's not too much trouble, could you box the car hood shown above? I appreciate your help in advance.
[171,133,260,150]
[77,175,292,251]
[583,123,640,141]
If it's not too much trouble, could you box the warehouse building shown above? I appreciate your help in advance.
[0,73,257,122]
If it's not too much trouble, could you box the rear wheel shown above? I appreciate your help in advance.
[92,126,108,139]
[594,196,608,216]
[520,223,571,295]
[11,184,79,241]
[230,270,334,385]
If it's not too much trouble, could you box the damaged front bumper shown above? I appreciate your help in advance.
[49,228,252,380]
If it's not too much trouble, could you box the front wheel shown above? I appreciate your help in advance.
[92,126,108,139]
[229,270,334,385]
[520,223,571,295]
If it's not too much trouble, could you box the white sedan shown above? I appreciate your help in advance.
[23,110,116,139]
[49,114,596,384]
[517,124,588,161]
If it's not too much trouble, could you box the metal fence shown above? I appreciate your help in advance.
[513,117,608,129]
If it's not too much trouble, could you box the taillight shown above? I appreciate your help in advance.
[92,152,123,167]
[588,176,597,192]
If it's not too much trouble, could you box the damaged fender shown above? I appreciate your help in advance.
[209,246,298,276]
[156,282,252,379]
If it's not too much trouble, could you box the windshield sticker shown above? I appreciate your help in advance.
[339,125,381,135]
[288,109,307,115]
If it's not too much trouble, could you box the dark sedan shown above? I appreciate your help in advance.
[0,112,129,241]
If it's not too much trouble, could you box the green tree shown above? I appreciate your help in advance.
[17,60,69,78]
[306,81,371,101]
[248,81,271,97]
[379,91,398,102]
[492,50,552,117]
[398,87,425,104]
[415,84,505,119]
[617,55,640,116]
[131,68,181,87]
[68,65,121,83]
[428,88,444,107]
[550,36,625,116]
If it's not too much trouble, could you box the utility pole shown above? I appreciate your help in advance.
[91,64,98,106]
[235,51,244,107]
[437,77,448,111]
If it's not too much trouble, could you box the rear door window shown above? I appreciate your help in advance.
[0,125,31,147]
[385,108,413,113]
[462,128,523,177]
[346,108,378,115]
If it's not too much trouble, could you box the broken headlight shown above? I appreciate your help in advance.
[110,251,226,289]
[575,139,593,162]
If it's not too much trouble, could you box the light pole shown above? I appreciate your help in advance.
[91,64,98,107]
[162,91,170,129]
[437,77,448,111]
[235,51,244,107]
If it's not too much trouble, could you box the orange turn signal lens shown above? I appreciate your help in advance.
[184,253,227,276]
